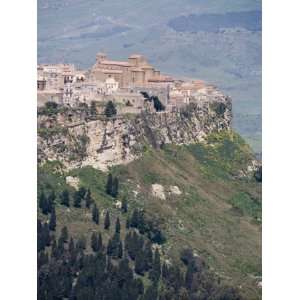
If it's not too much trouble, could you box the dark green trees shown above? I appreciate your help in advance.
[91,232,102,252]
[106,173,113,195]
[92,204,99,225]
[85,189,93,208]
[106,174,119,198]
[104,100,117,117]
[121,197,128,213]
[111,177,119,198]
[49,207,56,231]
[39,191,54,214]
[73,190,82,208]
[60,190,70,207]
[115,217,121,234]
[152,96,165,112]
[149,248,161,282]
[104,211,110,230]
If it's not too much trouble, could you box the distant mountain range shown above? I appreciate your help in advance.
[38,0,261,154]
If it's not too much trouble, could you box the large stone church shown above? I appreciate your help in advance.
[91,53,172,88]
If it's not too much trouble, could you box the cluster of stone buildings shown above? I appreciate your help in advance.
[37,52,221,113]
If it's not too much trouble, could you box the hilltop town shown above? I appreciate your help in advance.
[37,52,227,114]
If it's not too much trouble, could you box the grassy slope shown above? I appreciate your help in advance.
[38,130,261,299]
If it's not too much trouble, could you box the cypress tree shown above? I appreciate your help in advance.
[185,262,194,289]
[144,241,153,271]
[130,209,139,228]
[38,251,49,268]
[48,190,56,206]
[76,236,86,251]
[106,174,113,196]
[111,177,119,198]
[91,232,100,252]
[85,189,92,209]
[97,232,102,252]
[115,217,121,234]
[104,100,117,117]
[118,258,133,287]
[51,239,59,259]
[150,248,161,282]
[118,241,123,259]
[60,190,70,207]
[109,233,120,258]
[135,250,146,275]
[49,207,56,231]
[92,204,99,225]
[39,191,47,214]
[126,217,130,229]
[107,238,113,256]
[104,211,110,230]
[121,197,128,213]
[78,187,86,199]
[43,223,51,247]
[58,235,65,257]
[68,237,75,253]
[73,191,82,208]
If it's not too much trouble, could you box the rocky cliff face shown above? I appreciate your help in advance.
[38,96,232,171]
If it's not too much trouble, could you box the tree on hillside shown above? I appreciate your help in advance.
[49,207,56,231]
[111,177,119,198]
[144,241,153,271]
[254,166,262,182]
[104,211,110,230]
[104,101,117,117]
[85,189,92,209]
[78,187,86,199]
[48,190,56,203]
[115,217,121,235]
[118,241,123,259]
[39,191,47,214]
[91,232,100,252]
[60,190,70,207]
[92,204,99,225]
[149,248,161,282]
[130,209,140,228]
[152,96,165,112]
[135,250,146,275]
[106,174,113,196]
[121,197,128,213]
[73,191,82,208]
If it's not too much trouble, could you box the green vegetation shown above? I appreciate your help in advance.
[187,130,254,177]
[229,192,261,222]
[141,92,165,112]
[37,130,261,299]
[104,100,117,117]
[37,126,68,139]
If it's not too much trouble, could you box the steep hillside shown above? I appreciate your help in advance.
[38,130,261,299]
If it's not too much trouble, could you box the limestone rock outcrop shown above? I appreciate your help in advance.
[38,96,232,171]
